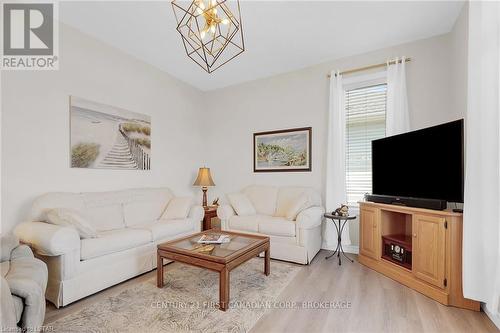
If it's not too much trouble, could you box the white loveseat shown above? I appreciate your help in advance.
[217,185,324,264]
[14,188,203,308]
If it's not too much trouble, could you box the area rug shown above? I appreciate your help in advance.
[48,258,300,333]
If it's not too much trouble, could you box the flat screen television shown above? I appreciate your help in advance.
[370,119,464,210]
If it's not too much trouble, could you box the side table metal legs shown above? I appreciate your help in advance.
[325,217,354,266]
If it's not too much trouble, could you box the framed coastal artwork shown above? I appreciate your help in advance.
[254,127,312,172]
[70,96,151,170]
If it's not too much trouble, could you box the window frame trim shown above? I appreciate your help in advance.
[343,70,388,208]
[343,70,387,91]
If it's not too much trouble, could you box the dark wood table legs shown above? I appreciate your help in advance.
[219,267,230,311]
[157,254,163,288]
[265,248,270,276]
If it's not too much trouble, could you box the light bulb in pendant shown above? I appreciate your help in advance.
[196,0,205,15]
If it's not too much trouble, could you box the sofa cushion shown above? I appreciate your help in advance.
[258,216,296,237]
[228,215,259,233]
[285,194,312,221]
[46,208,97,239]
[31,192,84,222]
[123,188,173,227]
[275,187,309,217]
[161,197,193,220]
[80,229,151,260]
[243,185,278,216]
[227,193,256,216]
[82,192,128,231]
[131,220,193,241]
[84,204,124,232]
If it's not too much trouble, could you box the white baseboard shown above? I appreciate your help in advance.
[483,303,500,330]
[321,243,359,254]
[342,245,359,254]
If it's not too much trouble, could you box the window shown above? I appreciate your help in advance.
[345,82,387,205]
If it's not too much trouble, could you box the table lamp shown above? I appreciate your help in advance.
[193,167,215,208]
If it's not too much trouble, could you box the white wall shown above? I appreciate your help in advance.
[204,33,459,246]
[1,15,468,245]
[1,24,206,233]
[450,3,469,120]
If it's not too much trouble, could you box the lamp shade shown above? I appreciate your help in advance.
[193,167,215,187]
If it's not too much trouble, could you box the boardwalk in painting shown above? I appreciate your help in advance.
[70,97,151,170]
[97,132,137,169]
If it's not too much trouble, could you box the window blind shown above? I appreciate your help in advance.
[345,84,387,205]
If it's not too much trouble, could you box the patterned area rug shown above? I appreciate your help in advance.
[48,258,300,332]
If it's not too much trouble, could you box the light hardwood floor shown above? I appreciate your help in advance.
[45,250,498,332]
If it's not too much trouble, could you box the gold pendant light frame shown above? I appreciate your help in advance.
[171,0,245,73]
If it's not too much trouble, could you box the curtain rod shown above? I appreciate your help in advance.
[327,57,411,78]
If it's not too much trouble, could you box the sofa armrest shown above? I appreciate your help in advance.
[296,206,325,229]
[188,205,204,222]
[188,205,204,232]
[217,204,235,221]
[10,244,34,260]
[14,222,80,256]
[0,235,19,262]
[6,256,48,330]
[0,277,17,330]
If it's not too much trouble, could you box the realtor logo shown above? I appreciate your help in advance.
[1,2,59,70]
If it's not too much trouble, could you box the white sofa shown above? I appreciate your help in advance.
[14,188,203,308]
[217,185,324,264]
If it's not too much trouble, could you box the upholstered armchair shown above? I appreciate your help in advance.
[0,235,48,331]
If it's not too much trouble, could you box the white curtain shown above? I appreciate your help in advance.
[324,70,351,248]
[386,57,410,136]
[463,1,500,326]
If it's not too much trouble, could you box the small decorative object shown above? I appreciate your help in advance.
[332,204,349,217]
[254,127,312,172]
[193,167,216,207]
[197,234,230,244]
[70,96,151,170]
[193,244,215,254]
[171,0,245,73]
[212,197,220,206]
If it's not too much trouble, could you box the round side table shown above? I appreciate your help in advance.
[324,213,356,266]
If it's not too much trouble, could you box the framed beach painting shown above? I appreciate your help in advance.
[254,127,312,172]
[70,96,151,170]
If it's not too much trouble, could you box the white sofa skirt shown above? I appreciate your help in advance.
[42,230,195,308]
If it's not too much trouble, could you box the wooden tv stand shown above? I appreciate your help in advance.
[358,201,479,311]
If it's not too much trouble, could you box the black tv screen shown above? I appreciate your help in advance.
[372,119,464,203]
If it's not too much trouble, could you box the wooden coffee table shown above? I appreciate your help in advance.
[157,230,270,311]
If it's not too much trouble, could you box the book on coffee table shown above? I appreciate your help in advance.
[197,234,230,244]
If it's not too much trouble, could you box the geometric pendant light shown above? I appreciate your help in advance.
[171,0,245,73]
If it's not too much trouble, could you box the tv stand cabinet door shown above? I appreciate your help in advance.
[360,206,380,260]
[413,214,446,288]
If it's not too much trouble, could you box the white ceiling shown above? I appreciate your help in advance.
[60,1,464,91]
